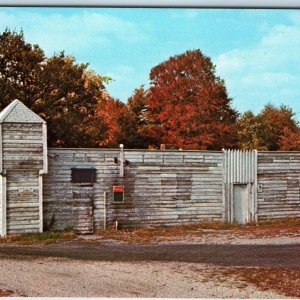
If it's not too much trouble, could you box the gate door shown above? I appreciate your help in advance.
[6,170,40,234]
[233,184,249,224]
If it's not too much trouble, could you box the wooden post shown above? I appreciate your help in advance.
[221,149,226,222]
[39,171,43,233]
[42,122,48,174]
[1,172,7,237]
[119,144,124,177]
[103,191,107,230]
[0,124,2,174]
[254,150,258,223]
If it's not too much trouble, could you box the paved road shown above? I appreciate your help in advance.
[0,240,299,268]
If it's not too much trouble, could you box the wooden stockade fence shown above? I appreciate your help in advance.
[0,100,300,236]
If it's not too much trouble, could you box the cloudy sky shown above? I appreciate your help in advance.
[0,7,300,119]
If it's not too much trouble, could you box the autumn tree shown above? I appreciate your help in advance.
[237,104,300,151]
[237,111,274,150]
[260,104,299,150]
[146,50,238,150]
[96,94,136,148]
[278,127,300,151]
[0,29,45,109]
[126,85,158,148]
[0,29,110,147]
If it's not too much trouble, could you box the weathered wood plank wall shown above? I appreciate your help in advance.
[44,148,223,231]
[257,152,300,220]
[108,150,223,228]
[2,123,44,234]
[6,170,40,234]
[43,148,120,232]
[2,124,44,171]
[0,175,3,235]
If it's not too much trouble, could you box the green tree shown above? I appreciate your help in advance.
[237,111,274,150]
[0,29,45,109]
[238,104,300,151]
[0,29,110,147]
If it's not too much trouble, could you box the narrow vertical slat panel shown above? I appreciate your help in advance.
[240,150,243,183]
[223,149,258,223]
[230,150,234,183]
[243,150,246,182]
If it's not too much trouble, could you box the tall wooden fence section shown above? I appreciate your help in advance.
[257,152,300,220]
[43,149,224,232]
[0,100,300,235]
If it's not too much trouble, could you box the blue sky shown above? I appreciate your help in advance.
[0,7,300,120]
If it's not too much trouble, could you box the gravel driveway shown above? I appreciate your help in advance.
[0,234,299,298]
[0,257,287,298]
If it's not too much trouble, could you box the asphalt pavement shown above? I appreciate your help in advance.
[0,240,299,268]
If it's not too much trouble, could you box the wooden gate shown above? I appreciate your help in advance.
[233,184,249,224]
[6,170,40,234]
[72,186,94,234]
[223,150,258,223]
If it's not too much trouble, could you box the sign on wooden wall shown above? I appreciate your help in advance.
[113,185,124,203]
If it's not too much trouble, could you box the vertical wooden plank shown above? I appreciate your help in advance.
[246,150,250,183]
[230,182,234,223]
[230,150,233,182]
[103,191,107,230]
[222,149,226,221]
[1,173,7,236]
[253,150,258,222]
[240,151,243,183]
[119,144,124,177]
[39,173,43,233]
[42,122,48,174]
[242,150,246,183]
[0,124,2,173]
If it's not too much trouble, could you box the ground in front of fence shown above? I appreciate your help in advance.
[0,219,299,298]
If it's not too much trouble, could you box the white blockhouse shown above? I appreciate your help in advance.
[0,100,47,236]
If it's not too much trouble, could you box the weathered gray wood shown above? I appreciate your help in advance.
[257,152,300,220]
[6,170,40,234]
[0,100,47,236]
[0,99,299,236]
[43,149,224,231]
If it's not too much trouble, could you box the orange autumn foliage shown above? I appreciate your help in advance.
[146,50,238,150]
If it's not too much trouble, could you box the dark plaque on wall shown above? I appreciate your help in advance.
[71,168,96,183]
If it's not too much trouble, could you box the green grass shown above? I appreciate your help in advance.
[0,230,77,245]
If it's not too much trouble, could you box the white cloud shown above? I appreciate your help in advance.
[215,12,300,116]
[107,64,135,81]
[169,9,199,20]
[106,64,137,100]
[185,9,199,19]
[0,10,147,57]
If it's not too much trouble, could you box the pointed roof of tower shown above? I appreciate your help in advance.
[0,99,45,124]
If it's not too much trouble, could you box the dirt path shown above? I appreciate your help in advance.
[0,257,288,298]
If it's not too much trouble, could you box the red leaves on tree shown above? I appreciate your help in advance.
[279,127,300,151]
[146,50,238,150]
[96,93,132,148]
[261,104,300,151]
